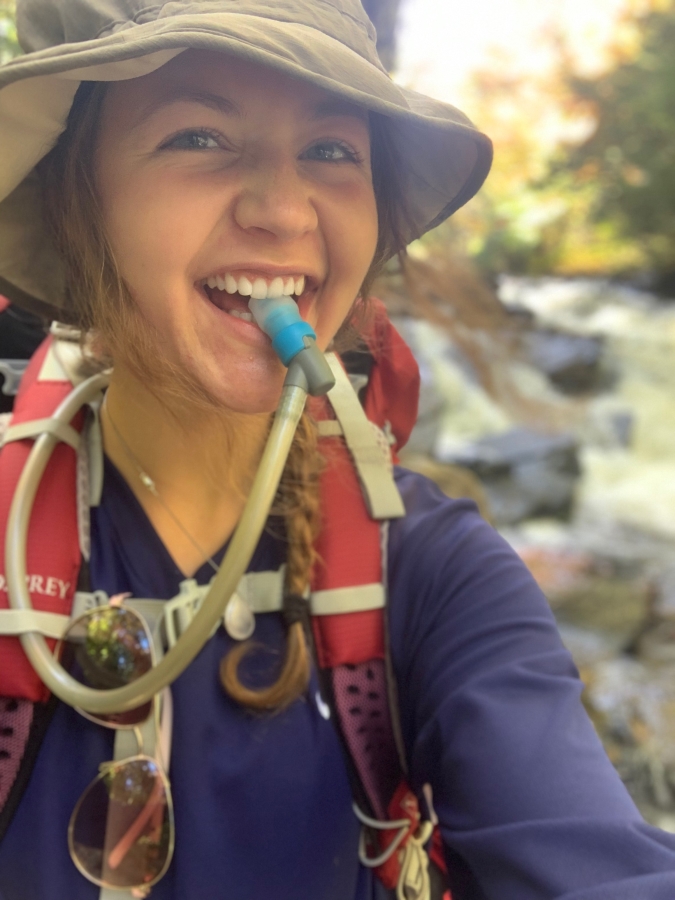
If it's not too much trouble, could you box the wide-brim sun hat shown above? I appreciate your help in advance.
[0,0,493,320]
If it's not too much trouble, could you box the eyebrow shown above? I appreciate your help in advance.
[310,98,369,122]
[137,87,242,125]
[134,87,367,129]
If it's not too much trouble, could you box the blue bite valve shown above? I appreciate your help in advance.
[248,296,335,396]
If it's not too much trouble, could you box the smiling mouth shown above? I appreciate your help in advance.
[200,272,311,322]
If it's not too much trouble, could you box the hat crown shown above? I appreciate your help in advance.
[16,0,381,65]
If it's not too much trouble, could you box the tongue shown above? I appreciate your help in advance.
[209,289,251,313]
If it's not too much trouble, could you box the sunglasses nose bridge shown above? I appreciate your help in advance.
[133,724,145,756]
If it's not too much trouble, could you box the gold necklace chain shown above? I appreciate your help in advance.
[102,395,220,575]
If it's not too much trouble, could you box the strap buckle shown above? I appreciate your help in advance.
[163,580,212,649]
[164,578,257,646]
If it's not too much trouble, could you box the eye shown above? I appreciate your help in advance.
[159,129,222,151]
[303,140,362,164]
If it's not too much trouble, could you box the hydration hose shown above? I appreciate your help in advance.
[6,298,334,715]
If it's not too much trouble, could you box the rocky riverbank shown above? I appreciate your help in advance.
[381,264,675,827]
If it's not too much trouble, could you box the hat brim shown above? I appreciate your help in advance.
[0,14,492,316]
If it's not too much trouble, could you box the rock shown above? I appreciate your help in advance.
[439,427,580,525]
[391,316,512,457]
[515,546,595,604]
[583,657,675,822]
[582,397,634,449]
[623,565,675,664]
[556,623,623,667]
[520,328,605,394]
[553,576,651,645]
[652,565,675,619]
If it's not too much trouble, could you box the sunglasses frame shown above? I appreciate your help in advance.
[56,601,156,729]
[68,751,175,894]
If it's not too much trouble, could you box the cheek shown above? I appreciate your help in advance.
[320,191,379,331]
[342,187,378,284]
[98,167,207,304]
[105,190,179,281]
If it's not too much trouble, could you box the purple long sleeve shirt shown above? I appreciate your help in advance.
[2,461,675,899]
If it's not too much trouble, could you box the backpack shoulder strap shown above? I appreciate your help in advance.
[311,328,449,898]
[0,335,85,704]
[0,335,88,839]
[322,353,404,520]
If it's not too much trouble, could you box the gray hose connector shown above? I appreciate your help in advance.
[6,365,307,714]
[293,336,335,396]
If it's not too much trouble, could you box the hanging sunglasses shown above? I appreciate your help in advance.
[56,598,174,896]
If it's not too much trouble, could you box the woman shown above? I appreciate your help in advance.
[1,2,675,899]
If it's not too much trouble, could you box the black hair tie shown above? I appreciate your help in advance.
[282,593,308,628]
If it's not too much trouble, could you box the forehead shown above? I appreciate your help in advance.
[105,49,369,124]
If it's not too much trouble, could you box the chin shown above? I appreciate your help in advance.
[192,366,287,416]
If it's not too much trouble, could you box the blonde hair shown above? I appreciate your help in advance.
[40,78,409,711]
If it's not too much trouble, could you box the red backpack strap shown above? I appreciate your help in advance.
[360,297,420,460]
[0,336,83,703]
[309,325,451,897]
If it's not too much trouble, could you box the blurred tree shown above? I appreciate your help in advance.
[0,0,19,63]
[559,0,675,284]
[443,57,605,280]
[362,0,401,72]
[437,1,671,282]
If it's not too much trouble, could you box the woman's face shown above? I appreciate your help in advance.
[95,51,378,413]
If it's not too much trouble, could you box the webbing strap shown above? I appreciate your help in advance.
[311,583,384,615]
[38,335,85,386]
[236,568,285,613]
[2,417,80,450]
[325,354,405,520]
[317,419,342,437]
[68,576,387,654]
[0,609,70,638]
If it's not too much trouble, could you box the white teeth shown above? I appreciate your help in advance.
[225,274,238,294]
[251,277,268,300]
[205,272,306,298]
[268,276,285,298]
[238,276,253,296]
[228,309,254,322]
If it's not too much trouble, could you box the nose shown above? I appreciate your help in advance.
[233,153,318,241]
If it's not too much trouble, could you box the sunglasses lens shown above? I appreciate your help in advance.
[69,757,173,890]
[62,607,152,725]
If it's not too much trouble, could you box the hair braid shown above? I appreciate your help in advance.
[219,411,322,711]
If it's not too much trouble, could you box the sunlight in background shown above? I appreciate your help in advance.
[389,0,675,284]
[395,0,634,106]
